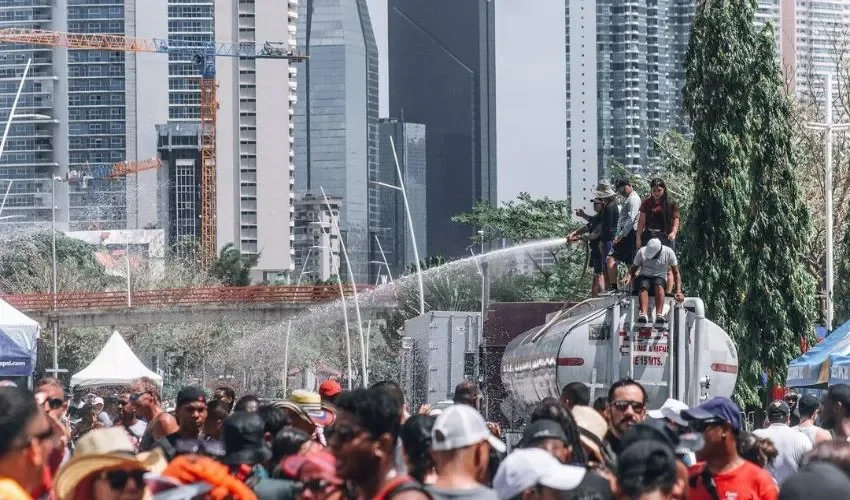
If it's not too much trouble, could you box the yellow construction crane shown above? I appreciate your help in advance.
[0,28,306,268]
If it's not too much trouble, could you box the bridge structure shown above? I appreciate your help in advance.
[0,285,391,328]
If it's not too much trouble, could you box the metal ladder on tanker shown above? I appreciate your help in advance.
[622,296,676,397]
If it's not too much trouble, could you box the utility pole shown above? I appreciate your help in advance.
[806,73,850,332]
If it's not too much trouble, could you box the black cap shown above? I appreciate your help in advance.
[176,386,207,408]
[519,420,568,448]
[220,411,272,465]
[767,400,791,419]
[622,418,679,451]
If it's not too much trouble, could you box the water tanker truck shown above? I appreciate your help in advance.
[499,295,738,417]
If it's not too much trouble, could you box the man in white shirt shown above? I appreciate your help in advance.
[627,238,684,324]
[754,400,813,485]
[608,178,642,292]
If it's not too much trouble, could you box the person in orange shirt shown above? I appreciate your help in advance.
[0,386,59,500]
[683,397,778,500]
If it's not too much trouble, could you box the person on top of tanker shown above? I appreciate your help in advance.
[568,181,619,297]
[626,237,684,325]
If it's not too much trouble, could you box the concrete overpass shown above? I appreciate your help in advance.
[1,285,394,328]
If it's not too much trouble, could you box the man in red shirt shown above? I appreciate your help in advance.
[683,397,777,500]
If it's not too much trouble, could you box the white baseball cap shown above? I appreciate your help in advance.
[493,448,586,500]
[648,398,689,427]
[431,404,506,453]
[93,396,104,406]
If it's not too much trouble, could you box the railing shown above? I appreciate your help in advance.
[0,284,372,313]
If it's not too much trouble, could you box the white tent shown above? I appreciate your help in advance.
[71,331,162,388]
[0,298,40,377]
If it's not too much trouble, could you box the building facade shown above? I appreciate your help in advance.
[156,122,201,250]
[388,0,496,258]
[215,0,299,282]
[293,193,341,282]
[293,0,379,283]
[566,0,694,213]
[373,118,426,281]
[0,0,167,231]
[167,0,215,122]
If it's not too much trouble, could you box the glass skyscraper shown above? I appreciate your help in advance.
[293,0,379,283]
[374,118,426,281]
[167,0,214,122]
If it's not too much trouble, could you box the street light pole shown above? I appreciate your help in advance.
[806,72,850,331]
[373,234,393,283]
[0,58,31,164]
[51,175,59,377]
[319,186,366,387]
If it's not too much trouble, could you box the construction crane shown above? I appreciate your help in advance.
[66,158,163,187]
[0,28,306,268]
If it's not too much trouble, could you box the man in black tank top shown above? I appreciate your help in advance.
[130,376,178,452]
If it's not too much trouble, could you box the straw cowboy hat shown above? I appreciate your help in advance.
[593,180,617,200]
[572,405,608,463]
[291,390,336,427]
[54,427,165,500]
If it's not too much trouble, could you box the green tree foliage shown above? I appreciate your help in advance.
[0,231,110,293]
[837,226,850,324]
[210,243,258,286]
[738,23,815,402]
[682,0,755,397]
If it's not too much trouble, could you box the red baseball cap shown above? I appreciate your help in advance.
[281,451,342,485]
[318,379,342,398]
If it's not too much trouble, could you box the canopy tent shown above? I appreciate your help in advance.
[829,354,850,386]
[788,319,850,387]
[70,331,162,388]
[0,299,39,377]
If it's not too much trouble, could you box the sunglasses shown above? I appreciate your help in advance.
[44,398,64,410]
[295,479,339,494]
[100,469,145,490]
[689,419,726,433]
[611,400,645,412]
[129,391,150,402]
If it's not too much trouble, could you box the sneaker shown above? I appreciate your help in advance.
[637,313,648,324]
[655,314,667,325]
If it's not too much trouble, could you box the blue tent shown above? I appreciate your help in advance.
[787,319,850,387]
[0,299,40,377]
[829,354,850,386]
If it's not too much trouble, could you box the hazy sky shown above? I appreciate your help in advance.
[366,0,567,203]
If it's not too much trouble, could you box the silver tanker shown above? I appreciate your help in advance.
[500,296,738,413]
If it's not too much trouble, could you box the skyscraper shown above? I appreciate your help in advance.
[388,0,496,258]
[566,0,694,213]
[215,0,299,282]
[167,0,215,122]
[293,0,379,283]
[0,0,167,231]
[373,118,426,280]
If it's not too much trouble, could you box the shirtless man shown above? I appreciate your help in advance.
[130,376,178,452]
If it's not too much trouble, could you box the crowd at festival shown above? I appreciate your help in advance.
[3,374,850,499]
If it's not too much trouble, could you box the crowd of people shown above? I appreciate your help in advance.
[5,375,850,499]
[568,177,683,326]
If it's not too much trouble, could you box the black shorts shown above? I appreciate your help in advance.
[642,230,676,252]
[632,276,667,295]
[590,240,613,273]
[610,232,636,263]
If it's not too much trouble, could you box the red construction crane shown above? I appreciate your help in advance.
[0,28,306,268]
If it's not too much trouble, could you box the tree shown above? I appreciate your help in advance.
[210,243,258,286]
[835,219,850,324]
[682,0,756,402]
[738,23,816,403]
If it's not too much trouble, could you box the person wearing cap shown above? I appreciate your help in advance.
[569,193,608,297]
[493,448,587,500]
[683,397,777,500]
[282,450,346,500]
[648,398,689,433]
[626,237,684,325]
[428,404,504,499]
[68,386,86,421]
[519,420,571,464]
[130,377,178,452]
[792,393,831,445]
[572,406,612,468]
[617,441,679,500]
[222,411,294,499]
[151,386,207,461]
[319,380,342,405]
[819,383,850,440]
[329,388,429,500]
[53,427,161,500]
[753,400,812,484]
[93,397,113,427]
[608,178,642,290]
[576,181,618,295]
